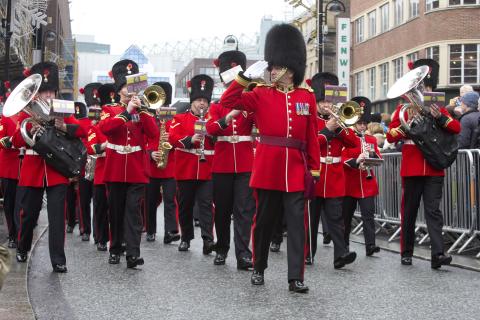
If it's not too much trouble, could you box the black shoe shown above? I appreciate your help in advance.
[194,219,200,227]
[269,242,280,253]
[366,245,380,256]
[81,233,90,242]
[178,241,190,252]
[108,254,120,264]
[289,280,309,293]
[334,251,357,269]
[401,256,412,266]
[146,233,156,242]
[214,253,227,265]
[163,231,180,244]
[126,256,144,269]
[97,242,107,251]
[251,270,264,285]
[8,238,16,248]
[237,256,253,270]
[16,250,27,263]
[66,225,74,233]
[203,240,216,255]
[323,233,332,245]
[53,264,68,273]
[305,256,313,265]
[431,254,452,269]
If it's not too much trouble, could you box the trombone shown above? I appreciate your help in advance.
[129,85,166,110]
[325,100,363,129]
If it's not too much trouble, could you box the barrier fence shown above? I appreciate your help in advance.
[353,149,480,258]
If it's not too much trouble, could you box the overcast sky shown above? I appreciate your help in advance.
[70,0,310,54]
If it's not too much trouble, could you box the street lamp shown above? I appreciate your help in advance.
[223,35,239,51]
[317,0,346,72]
[42,30,57,62]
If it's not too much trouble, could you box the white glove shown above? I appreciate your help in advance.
[244,60,268,79]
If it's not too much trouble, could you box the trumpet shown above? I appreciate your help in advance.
[359,133,374,180]
[325,101,363,130]
[129,85,166,110]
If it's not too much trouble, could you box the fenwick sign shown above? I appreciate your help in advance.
[336,17,351,99]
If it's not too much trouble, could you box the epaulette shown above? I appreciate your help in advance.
[297,85,315,93]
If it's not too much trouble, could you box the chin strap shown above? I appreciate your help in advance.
[271,67,288,84]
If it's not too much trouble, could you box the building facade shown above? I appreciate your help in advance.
[351,0,480,113]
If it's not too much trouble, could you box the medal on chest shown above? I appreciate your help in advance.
[295,102,310,115]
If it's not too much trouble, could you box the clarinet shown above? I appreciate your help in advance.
[360,133,374,180]
[199,108,207,162]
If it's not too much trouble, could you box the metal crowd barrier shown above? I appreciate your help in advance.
[353,149,480,257]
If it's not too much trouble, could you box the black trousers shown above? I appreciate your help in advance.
[308,197,347,261]
[213,173,255,259]
[2,178,18,240]
[145,178,177,235]
[177,180,214,242]
[78,177,93,235]
[253,189,306,281]
[107,183,144,257]
[401,176,445,257]
[17,184,67,267]
[66,182,77,228]
[271,211,286,245]
[93,184,109,244]
[342,196,376,247]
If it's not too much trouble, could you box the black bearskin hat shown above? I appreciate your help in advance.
[153,81,172,106]
[74,102,88,119]
[188,74,214,103]
[81,82,102,107]
[98,83,119,106]
[309,72,339,102]
[351,96,371,123]
[28,62,59,92]
[110,59,139,92]
[214,50,247,82]
[412,59,439,90]
[264,24,306,86]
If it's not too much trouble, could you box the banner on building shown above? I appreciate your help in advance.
[336,18,351,99]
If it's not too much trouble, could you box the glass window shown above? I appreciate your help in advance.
[409,0,419,18]
[394,0,403,26]
[355,17,364,43]
[449,44,479,84]
[450,0,478,5]
[368,10,376,38]
[380,3,389,33]
[368,67,376,99]
[380,63,389,98]
[355,71,364,96]
[406,52,419,64]
[425,46,440,62]
[393,57,404,81]
[426,0,439,11]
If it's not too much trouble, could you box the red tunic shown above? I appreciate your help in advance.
[98,104,158,184]
[86,125,107,185]
[206,102,254,173]
[221,79,320,192]
[342,134,381,198]
[146,119,176,179]
[0,115,21,180]
[169,111,214,181]
[11,111,88,187]
[386,105,461,177]
[315,116,358,198]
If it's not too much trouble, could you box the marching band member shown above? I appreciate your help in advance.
[341,96,381,256]
[221,24,320,293]
[308,72,358,268]
[99,60,158,268]
[13,62,87,272]
[145,81,180,244]
[169,75,216,254]
[386,59,460,269]
[206,50,255,270]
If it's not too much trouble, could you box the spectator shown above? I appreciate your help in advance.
[367,122,384,135]
[457,91,480,149]
[448,85,474,118]
[381,113,391,133]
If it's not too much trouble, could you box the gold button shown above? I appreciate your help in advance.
[233,131,237,134]
[288,103,291,106]
[289,126,292,130]
[288,134,292,138]
[289,118,292,121]
[288,96,291,99]
[288,110,292,113]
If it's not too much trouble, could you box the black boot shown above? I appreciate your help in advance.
[213,253,227,265]
[288,280,309,293]
[251,270,264,285]
[431,254,452,269]
[126,256,144,269]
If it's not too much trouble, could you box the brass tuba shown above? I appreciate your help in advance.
[327,100,363,129]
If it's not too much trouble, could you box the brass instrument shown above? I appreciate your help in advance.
[130,85,166,110]
[326,100,363,129]
[196,108,207,162]
[84,155,97,181]
[156,118,173,169]
[359,133,374,180]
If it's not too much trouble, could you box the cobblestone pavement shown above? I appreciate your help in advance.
[25,209,480,320]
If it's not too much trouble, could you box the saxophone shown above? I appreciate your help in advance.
[156,120,173,169]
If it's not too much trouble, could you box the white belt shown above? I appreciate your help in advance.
[217,135,253,143]
[404,140,415,145]
[92,152,106,158]
[177,148,214,156]
[107,143,142,154]
[320,156,341,164]
[25,150,39,156]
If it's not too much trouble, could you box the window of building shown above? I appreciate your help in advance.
[393,57,404,81]
[406,52,419,64]
[425,46,440,62]
[394,0,403,26]
[355,71,364,96]
[355,16,364,43]
[380,63,389,98]
[409,0,419,18]
[426,0,439,11]
[449,44,479,84]
[380,3,389,33]
[449,0,478,5]
[368,67,376,99]
[368,10,376,38]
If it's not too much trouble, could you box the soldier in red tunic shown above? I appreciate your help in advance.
[308,72,358,269]
[99,60,158,268]
[386,59,460,269]
[145,81,180,244]
[341,96,381,256]
[221,24,320,293]
[169,75,216,254]
[13,62,87,272]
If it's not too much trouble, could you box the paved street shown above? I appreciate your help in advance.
[23,208,480,320]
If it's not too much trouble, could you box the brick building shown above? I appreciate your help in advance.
[351,0,480,113]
